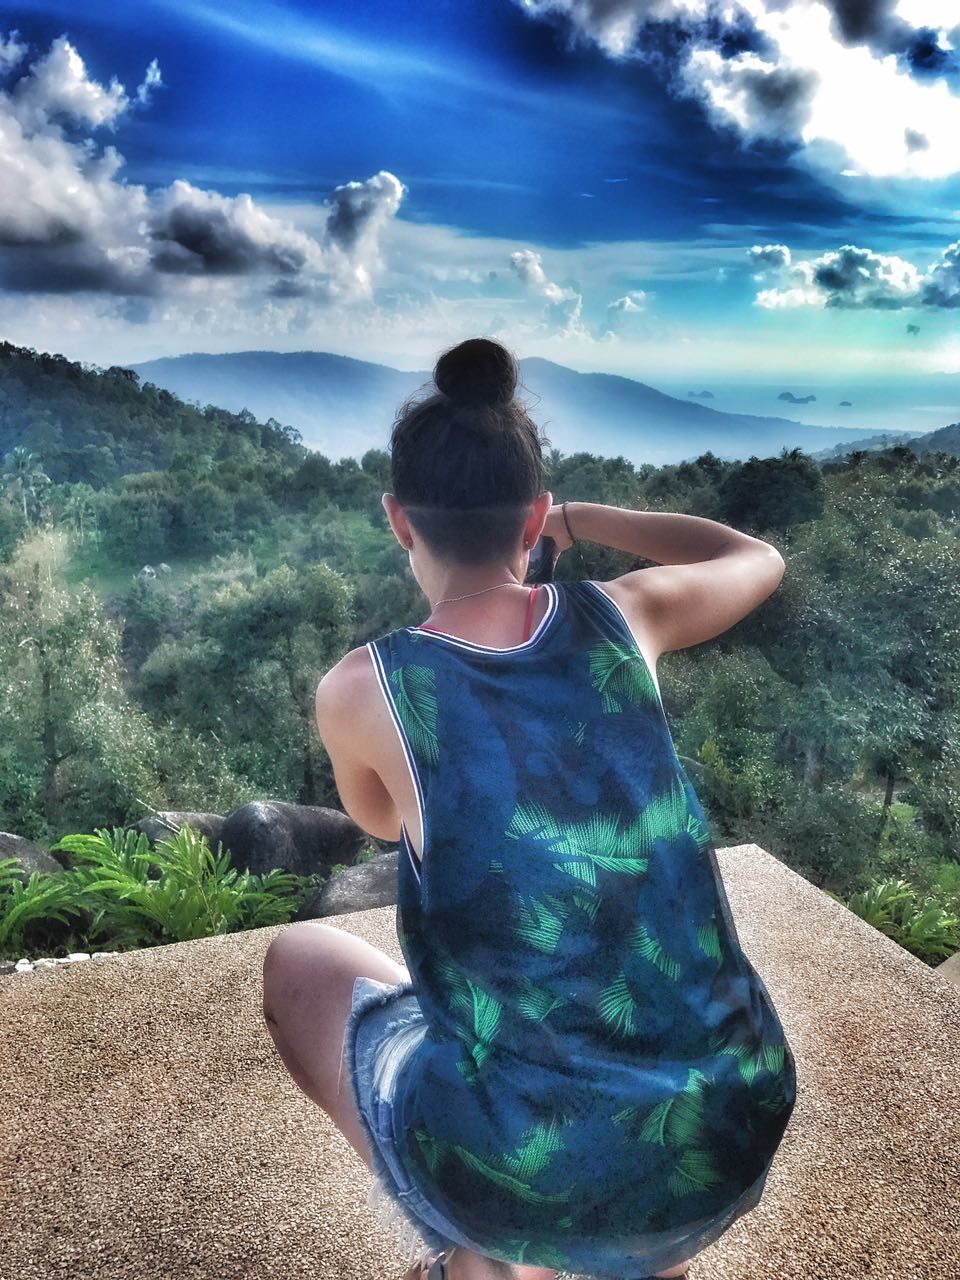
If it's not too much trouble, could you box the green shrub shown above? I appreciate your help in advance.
[826,876,960,965]
[0,825,309,960]
[58,825,304,944]
[0,855,89,959]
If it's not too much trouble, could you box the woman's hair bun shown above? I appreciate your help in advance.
[434,337,518,408]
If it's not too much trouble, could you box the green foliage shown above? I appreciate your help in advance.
[826,877,960,965]
[718,447,825,536]
[0,825,308,960]
[136,559,355,802]
[0,531,254,840]
[0,854,89,958]
[932,859,960,909]
[54,824,302,947]
[0,341,305,488]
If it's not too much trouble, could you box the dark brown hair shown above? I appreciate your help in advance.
[388,338,550,566]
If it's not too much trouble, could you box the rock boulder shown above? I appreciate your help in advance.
[292,850,400,919]
[0,833,65,881]
[217,800,368,878]
[135,812,225,848]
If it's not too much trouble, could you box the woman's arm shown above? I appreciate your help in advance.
[315,653,402,841]
[565,502,785,659]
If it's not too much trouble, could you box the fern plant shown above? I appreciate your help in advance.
[0,856,90,956]
[826,877,960,965]
[56,825,302,944]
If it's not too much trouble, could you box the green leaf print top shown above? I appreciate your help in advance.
[365,579,796,1280]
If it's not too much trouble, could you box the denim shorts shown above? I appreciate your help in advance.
[342,974,486,1270]
[341,975,777,1280]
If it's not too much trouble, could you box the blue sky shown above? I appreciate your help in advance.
[2,0,960,389]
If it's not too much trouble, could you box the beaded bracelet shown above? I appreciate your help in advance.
[561,500,576,543]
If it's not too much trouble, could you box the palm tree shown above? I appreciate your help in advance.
[63,484,97,545]
[1,447,50,529]
[544,447,564,485]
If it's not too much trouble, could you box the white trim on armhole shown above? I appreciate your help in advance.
[584,580,664,708]
[366,641,426,885]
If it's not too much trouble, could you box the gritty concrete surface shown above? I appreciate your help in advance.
[935,949,960,990]
[2,844,958,1280]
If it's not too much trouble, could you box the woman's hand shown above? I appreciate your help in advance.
[541,503,576,554]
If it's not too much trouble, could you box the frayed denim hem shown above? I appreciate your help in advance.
[342,974,456,1272]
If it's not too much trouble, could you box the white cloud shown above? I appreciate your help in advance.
[0,34,404,307]
[895,1,958,41]
[682,43,817,142]
[513,0,960,182]
[750,239,960,309]
[607,290,648,313]
[0,30,26,72]
[733,1,960,180]
[9,35,131,131]
[509,248,589,337]
[136,58,163,108]
[600,288,649,340]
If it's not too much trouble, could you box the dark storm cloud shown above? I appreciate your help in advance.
[920,242,960,308]
[749,243,791,269]
[0,244,157,295]
[820,0,959,75]
[821,0,900,47]
[813,245,913,308]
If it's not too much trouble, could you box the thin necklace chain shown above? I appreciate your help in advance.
[432,579,528,608]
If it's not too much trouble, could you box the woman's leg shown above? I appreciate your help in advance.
[262,920,409,1168]
[262,923,557,1280]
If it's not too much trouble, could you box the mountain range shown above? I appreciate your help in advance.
[132,350,918,466]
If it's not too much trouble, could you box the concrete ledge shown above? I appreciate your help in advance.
[2,845,958,1280]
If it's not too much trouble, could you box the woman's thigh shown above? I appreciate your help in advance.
[262,921,410,1122]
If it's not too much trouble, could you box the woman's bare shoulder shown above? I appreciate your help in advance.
[316,645,379,708]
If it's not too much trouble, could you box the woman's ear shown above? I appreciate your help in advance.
[382,493,412,549]
[525,491,552,548]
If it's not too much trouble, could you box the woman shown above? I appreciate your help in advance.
[263,338,797,1280]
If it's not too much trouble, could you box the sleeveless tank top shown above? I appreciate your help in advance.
[365,579,797,1278]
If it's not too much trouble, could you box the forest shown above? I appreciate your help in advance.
[1,339,959,961]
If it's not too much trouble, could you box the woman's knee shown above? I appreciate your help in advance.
[262,925,313,1017]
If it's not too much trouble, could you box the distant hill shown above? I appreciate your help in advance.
[910,420,960,457]
[132,349,902,466]
[809,429,930,461]
[0,340,304,487]
[132,350,415,461]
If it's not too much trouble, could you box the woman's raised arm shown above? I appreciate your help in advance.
[565,501,785,659]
